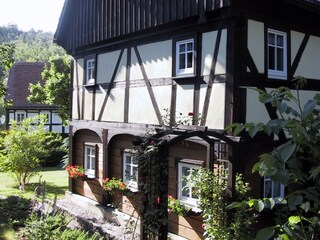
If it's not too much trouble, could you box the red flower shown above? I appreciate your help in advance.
[157,196,160,204]
[202,223,205,229]
[105,178,110,182]
[188,112,194,116]
[150,140,155,145]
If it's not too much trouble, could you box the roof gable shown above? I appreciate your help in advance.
[6,62,51,108]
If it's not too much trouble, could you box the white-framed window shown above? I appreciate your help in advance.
[176,39,194,76]
[267,29,287,80]
[123,152,138,190]
[16,113,25,122]
[85,145,96,178]
[264,176,285,198]
[178,162,199,206]
[85,58,95,85]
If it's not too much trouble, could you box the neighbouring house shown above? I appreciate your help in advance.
[54,0,320,239]
[5,62,68,134]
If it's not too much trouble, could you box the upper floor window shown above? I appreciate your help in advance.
[85,145,96,178]
[264,176,284,199]
[175,39,194,76]
[178,162,199,206]
[123,152,138,190]
[85,58,95,85]
[16,113,25,122]
[267,29,287,80]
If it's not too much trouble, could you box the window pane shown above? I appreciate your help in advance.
[277,48,284,71]
[187,42,193,51]
[187,52,193,68]
[264,179,272,198]
[179,44,185,52]
[277,35,284,47]
[179,54,185,69]
[268,33,275,45]
[268,46,275,70]
[273,182,281,197]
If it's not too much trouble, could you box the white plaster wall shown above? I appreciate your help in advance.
[83,88,93,120]
[294,35,320,79]
[99,88,125,122]
[246,88,271,123]
[202,29,227,76]
[137,40,172,79]
[246,88,320,124]
[200,83,225,129]
[130,49,144,80]
[291,31,305,65]
[97,50,127,84]
[72,89,79,119]
[247,20,264,73]
[153,85,172,118]
[129,87,158,124]
[175,84,194,117]
[9,112,14,121]
[27,112,38,118]
[75,58,84,86]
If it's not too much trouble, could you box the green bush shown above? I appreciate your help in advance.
[21,210,103,240]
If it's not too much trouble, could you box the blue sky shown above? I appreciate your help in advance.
[0,0,65,33]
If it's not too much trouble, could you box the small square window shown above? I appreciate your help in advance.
[178,162,199,206]
[85,145,96,178]
[16,113,25,122]
[267,29,287,80]
[85,58,95,85]
[175,39,194,76]
[123,152,138,190]
[264,176,284,199]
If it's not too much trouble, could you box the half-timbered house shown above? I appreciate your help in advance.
[55,0,320,239]
[5,62,67,134]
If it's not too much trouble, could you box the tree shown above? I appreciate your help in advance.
[0,43,14,119]
[28,56,71,125]
[227,78,320,239]
[0,115,62,191]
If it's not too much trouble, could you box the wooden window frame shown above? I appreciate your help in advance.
[16,112,25,122]
[177,160,203,207]
[123,151,138,191]
[174,38,195,77]
[84,145,96,178]
[267,28,287,80]
[263,176,285,199]
[84,55,96,85]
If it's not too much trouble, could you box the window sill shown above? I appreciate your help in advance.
[172,75,196,80]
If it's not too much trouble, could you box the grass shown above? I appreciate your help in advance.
[0,166,69,240]
[0,166,68,200]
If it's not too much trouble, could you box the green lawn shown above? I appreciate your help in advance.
[0,166,69,200]
[0,166,69,240]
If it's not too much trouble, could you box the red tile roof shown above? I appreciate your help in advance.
[6,62,52,108]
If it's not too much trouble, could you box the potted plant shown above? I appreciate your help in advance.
[66,165,85,179]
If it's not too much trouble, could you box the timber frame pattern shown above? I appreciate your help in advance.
[55,0,320,239]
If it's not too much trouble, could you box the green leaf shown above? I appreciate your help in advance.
[234,124,244,136]
[264,198,275,209]
[288,195,303,211]
[309,165,320,180]
[254,200,265,212]
[301,100,316,119]
[278,101,288,114]
[255,227,275,240]
[300,201,310,212]
[288,216,301,225]
[278,141,296,162]
[226,201,243,210]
